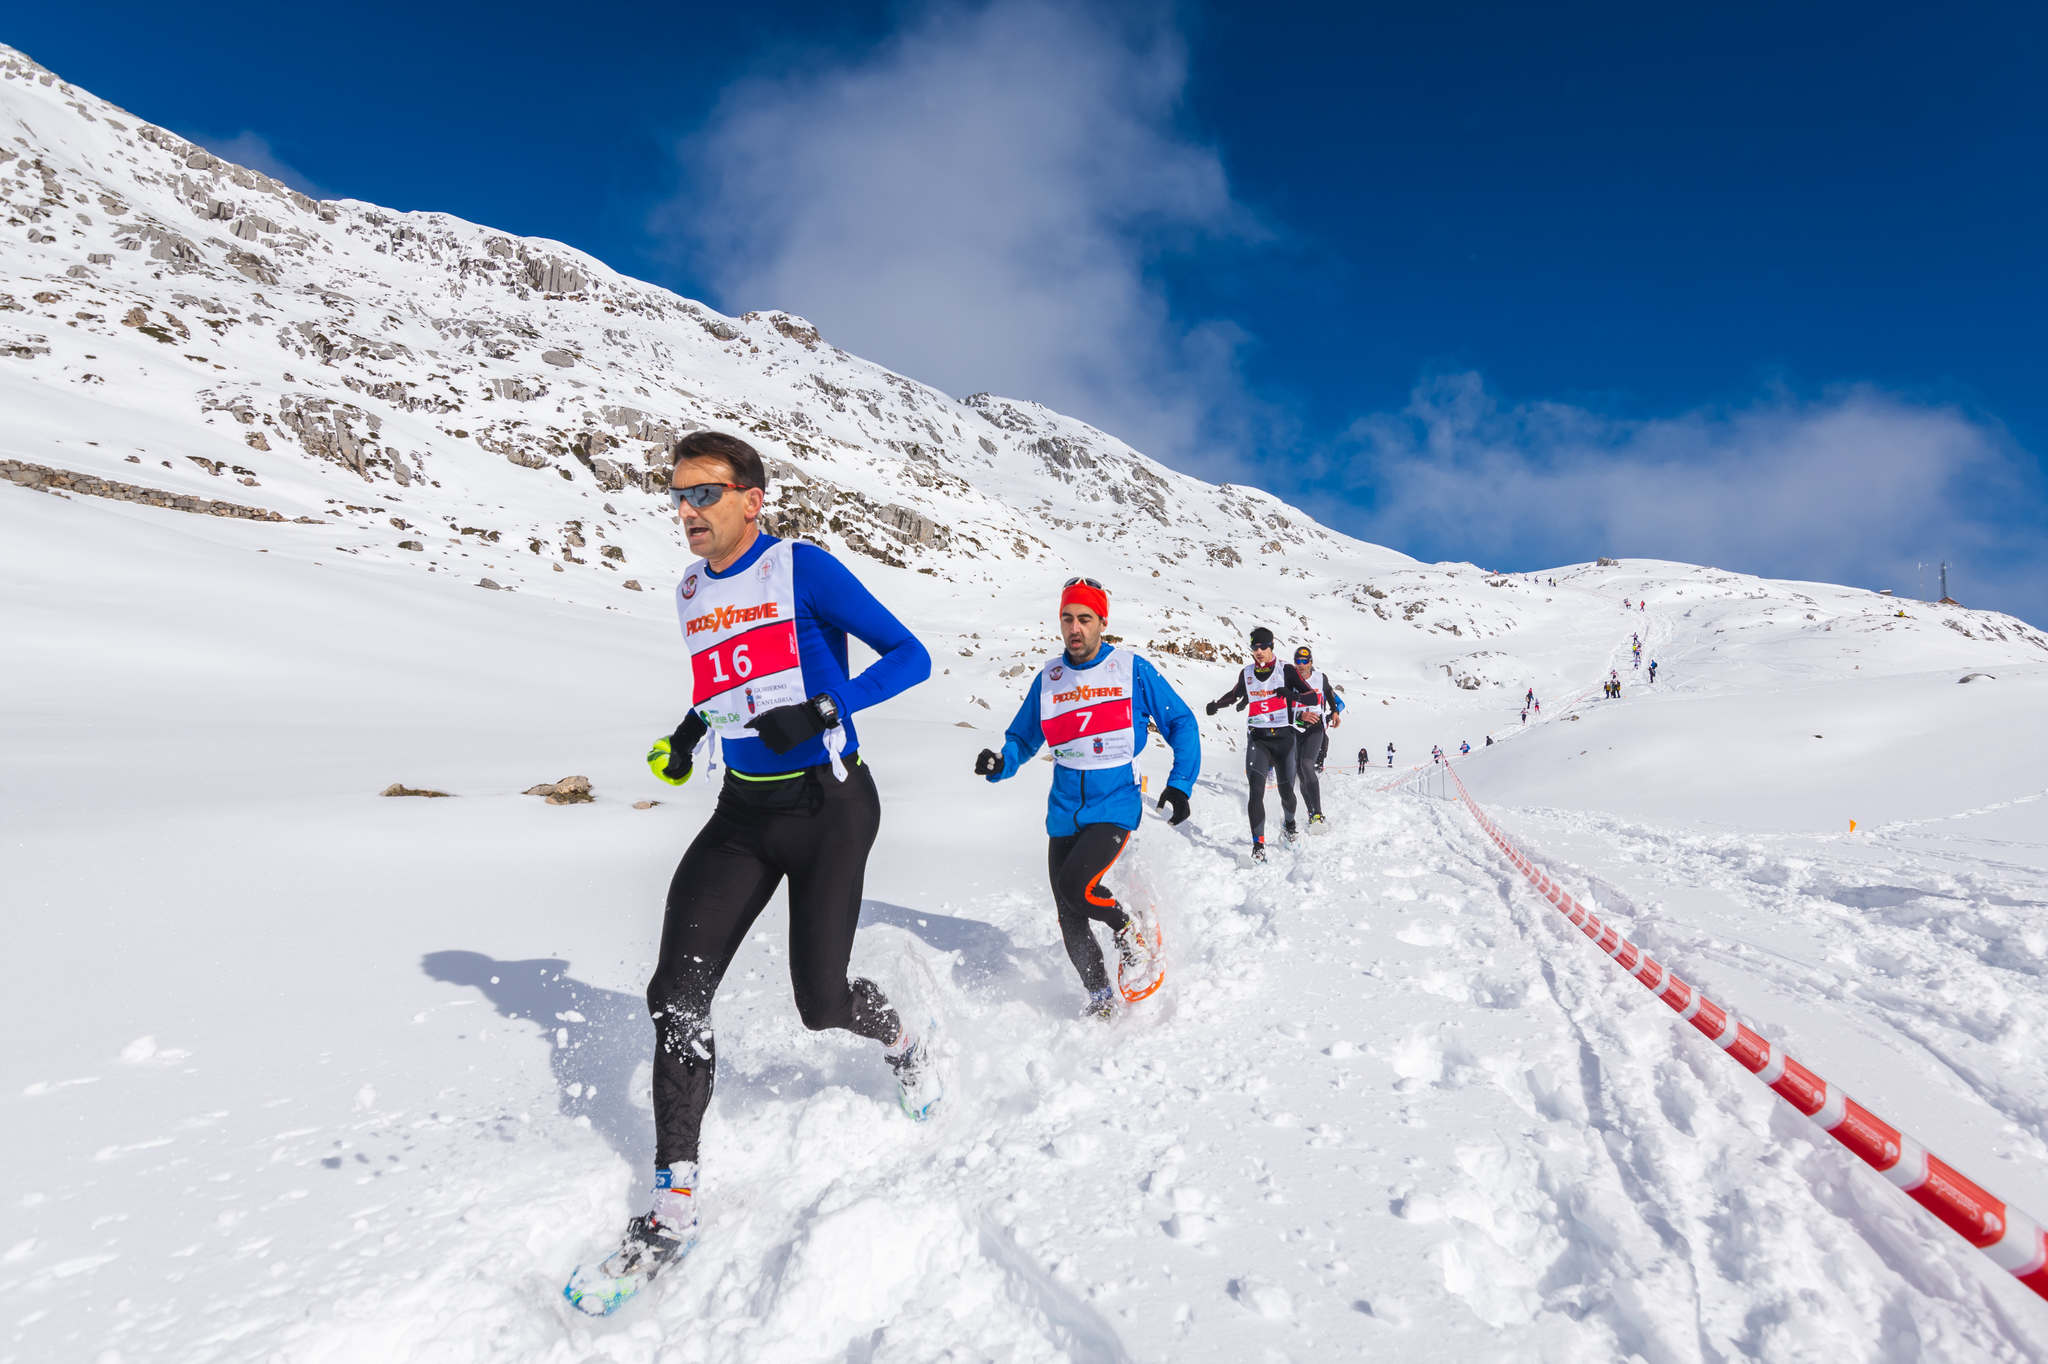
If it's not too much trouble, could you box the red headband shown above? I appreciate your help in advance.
[1060,581,1109,620]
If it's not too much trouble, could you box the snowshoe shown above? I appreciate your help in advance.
[887,1021,944,1122]
[1113,914,1164,1003]
[1308,813,1328,832]
[1249,839,1268,864]
[1082,986,1118,1020]
[563,1177,696,1317]
[1283,821,1300,844]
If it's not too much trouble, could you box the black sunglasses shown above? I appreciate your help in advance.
[1063,575,1106,591]
[668,481,751,510]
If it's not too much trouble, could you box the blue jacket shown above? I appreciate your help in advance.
[682,535,931,775]
[987,645,1201,836]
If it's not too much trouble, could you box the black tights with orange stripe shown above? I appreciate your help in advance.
[1047,824,1133,994]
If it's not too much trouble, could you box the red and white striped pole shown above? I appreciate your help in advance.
[1434,759,2048,1303]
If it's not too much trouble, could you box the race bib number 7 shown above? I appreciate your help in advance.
[1043,697,1134,747]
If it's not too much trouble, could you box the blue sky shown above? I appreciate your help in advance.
[10,2,2045,622]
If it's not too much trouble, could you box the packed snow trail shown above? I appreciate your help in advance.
[16,755,2046,1361]
[1376,784,2048,1360]
[1432,759,2048,1304]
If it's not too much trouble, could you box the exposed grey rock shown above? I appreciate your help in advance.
[148,231,202,265]
[220,247,275,282]
[0,458,299,522]
[276,394,389,481]
[523,257,586,293]
[527,774,593,804]
[541,349,575,368]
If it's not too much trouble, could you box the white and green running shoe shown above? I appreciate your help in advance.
[563,1167,697,1316]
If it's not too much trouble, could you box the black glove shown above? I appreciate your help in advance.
[653,711,709,782]
[745,696,836,754]
[1156,785,1191,825]
[1235,697,1248,712]
[1204,700,1220,716]
[974,748,1003,777]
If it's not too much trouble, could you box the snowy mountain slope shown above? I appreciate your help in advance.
[4,36,2040,748]
[6,40,2048,1364]
[1467,559,2048,831]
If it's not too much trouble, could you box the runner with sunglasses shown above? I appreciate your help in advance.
[565,431,935,1316]
[975,577,1200,1019]
[1204,627,1321,861]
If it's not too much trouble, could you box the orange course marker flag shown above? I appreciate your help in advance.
[1850,820,1858,832]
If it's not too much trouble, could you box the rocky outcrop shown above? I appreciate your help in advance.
[1,458,314,522]
[742,310,821,349]
[276,394,391,481]
[525,775,593,805]
[523,256,586,294]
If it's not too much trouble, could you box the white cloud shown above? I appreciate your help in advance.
[653,3,2046,624]
[1313,374,2048,624]
[663,0,1263,469]
[188,131,330,200]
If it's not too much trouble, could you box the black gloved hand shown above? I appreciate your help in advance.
[1156,785,1191,825]
[974,748,1003,777]
[650,711,709,783]
[1204,700,1220,716]
[745,697,834,754]
[1235,697,1248,712]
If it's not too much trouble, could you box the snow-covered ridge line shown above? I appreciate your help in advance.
[0,37,1374,611]
[10,34,2043,690]
[1437,758,2048,1302]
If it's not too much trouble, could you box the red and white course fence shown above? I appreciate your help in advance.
[1434,759,2048,1304]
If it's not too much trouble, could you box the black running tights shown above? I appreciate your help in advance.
[1244,728,1299,839]
[1047,824,1133,994]
[646,761,899,1168]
